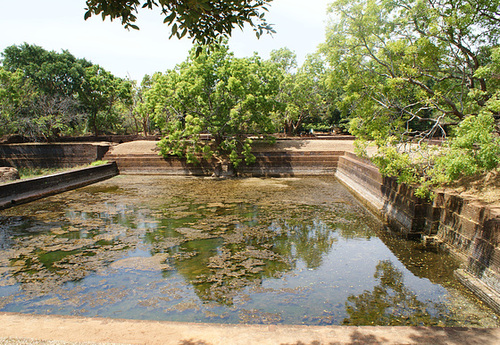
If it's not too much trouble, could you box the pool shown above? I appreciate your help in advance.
[0,175,497,326]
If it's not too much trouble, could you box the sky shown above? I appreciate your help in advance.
[0,0,333,82]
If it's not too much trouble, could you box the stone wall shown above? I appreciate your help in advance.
[0,143,110,168]
[432,192,500,312]
[0,162,119,210]
[335,152,430,238]
[105,150,343,176]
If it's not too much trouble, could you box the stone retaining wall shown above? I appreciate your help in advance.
[105,151,343,176]
[431,191,500,311]
[335,152,500,313]
[0,143,110,168]
[335,152,430,238]
[0,162,119,210]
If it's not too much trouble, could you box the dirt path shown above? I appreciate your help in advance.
[106,139,361,156]
[1,312,499,345]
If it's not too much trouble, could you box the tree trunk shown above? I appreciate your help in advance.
[90,111,99,136]
[285,122,294,136]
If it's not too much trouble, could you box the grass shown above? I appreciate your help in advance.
[15,161,109,180]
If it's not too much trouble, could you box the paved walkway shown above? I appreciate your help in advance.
[1,312,499,345]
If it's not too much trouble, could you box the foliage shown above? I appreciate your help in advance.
[16,160,108,180]
[0,44,93,140]
[130,75,156,135]
[78,65,133,136]
[0,67,34,136]
[413,113,500,197]
[0,67,82,140]
[1,44,133,139]
[323,0,500,197]
[84,0,275,46]
[16,166,66,180]
[90,160,109,166]
[145,44,279,170]
[2,43,92,97]
[269,50,332,135]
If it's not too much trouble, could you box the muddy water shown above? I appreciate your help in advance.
[0,176,498,326]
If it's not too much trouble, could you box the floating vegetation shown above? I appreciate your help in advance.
[0,176,498,326]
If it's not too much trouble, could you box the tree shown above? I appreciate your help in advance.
[322,0,500,196]
[131,74,156,135]
[2,43,92,97]
[0,67,34,137]
[84,0,275,46]
[145,44,279,174]
[1,44,137,139]
[270,49,331,136]
[0,44,90,140]
[78,65,133,136]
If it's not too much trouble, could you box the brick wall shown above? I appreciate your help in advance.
[0,162,119,210]
[335,152,431,238]
[105,150,343,176]
[0,143,110,168]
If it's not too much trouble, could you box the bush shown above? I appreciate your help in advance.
[363,113,500,200]
[433,113,500,182]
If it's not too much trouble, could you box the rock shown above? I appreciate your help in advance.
[0,167,20,182]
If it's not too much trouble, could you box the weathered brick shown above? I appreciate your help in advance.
[456,217,480,239]
[460,200,486,223]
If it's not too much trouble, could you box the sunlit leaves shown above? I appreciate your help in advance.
[77,65,133,136]
[322,0,500,196]
[144,44,278,168]
[269,49,333,135]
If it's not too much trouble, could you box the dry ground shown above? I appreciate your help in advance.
[1,312,500,345]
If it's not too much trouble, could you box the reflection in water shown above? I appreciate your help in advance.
[344,260,446,326]
[0,176,498,326]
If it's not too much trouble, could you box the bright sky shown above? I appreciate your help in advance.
[0,0,333,82]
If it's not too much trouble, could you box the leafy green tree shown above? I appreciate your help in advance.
[0,67,34,137]
[130,74,156,135]
[270,49,331,136]
[78,65,133,136]
[84,0,275,46]
[1,44,136,139]
[146,44,279,174]
[1,44,94,140]
[2,43,92,97]
[269,47,297,74]
[322,0,500,196]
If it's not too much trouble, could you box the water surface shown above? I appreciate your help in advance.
[0,176,497,326]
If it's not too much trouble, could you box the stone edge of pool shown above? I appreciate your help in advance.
[0,312,499,345]
[0,162,119,211]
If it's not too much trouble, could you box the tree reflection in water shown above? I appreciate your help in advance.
[343,260,449,326]
[145,203,343,305]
